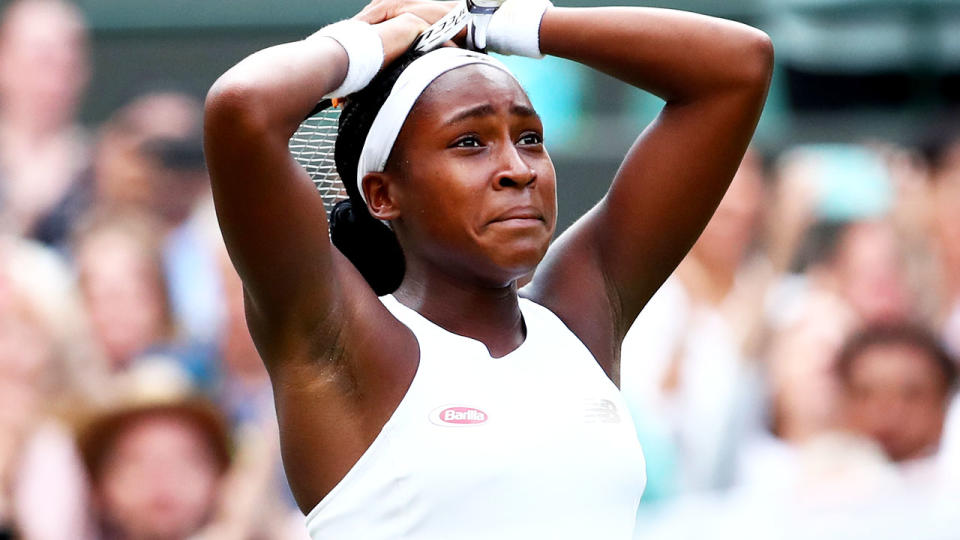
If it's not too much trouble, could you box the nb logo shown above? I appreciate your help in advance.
[584,399,621,424]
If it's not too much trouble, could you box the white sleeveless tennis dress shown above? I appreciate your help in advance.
[305,295,646,539]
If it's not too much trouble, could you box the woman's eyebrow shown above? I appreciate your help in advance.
[445,104,496,125]
[510,104,538,118]
[444,103,539,125]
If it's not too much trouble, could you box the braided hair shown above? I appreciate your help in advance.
[330,49,425,296]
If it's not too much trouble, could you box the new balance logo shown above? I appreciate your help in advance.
[584,398,621,424]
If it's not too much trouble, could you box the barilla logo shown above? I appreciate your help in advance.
[429,406,489,426]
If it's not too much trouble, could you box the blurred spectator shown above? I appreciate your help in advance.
[637,312,958,540]
[925,132,960,357]
[765,292,855,447]
[767,144,926,329]
[0,0,91,245]
[837,323,957,486]
[621,151,769,497]
[735,291,888,499]
[78,359,307,540]
[163,200,224,347]
[71,209,171,371]
[771,145,895,239]
[78,361,231,539]
[921,123,960,495]
[93,91,225,345]
[71,209,214,382]
[93,92,201,212]
[770,218,918,334]
[825,220,915,324]
[0,235,101,538]
[0,231,106,397]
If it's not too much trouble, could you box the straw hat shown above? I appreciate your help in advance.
[76,358,231,483]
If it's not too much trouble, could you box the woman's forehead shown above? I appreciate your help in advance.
[415,64,532,115]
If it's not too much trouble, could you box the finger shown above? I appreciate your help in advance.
[354,1,389,24]
[404,12,431,34]
[376,12,431,63]
[354,6,385,24]
[397,0,456,26]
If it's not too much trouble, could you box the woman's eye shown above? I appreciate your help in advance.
[518,133,543,146]
[453,136,482,148]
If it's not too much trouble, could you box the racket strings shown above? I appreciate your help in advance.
[289,105,347,212]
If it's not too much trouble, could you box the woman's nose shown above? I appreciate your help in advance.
[494,145,536,190]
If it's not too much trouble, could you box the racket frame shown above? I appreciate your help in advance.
[411,1,470,53]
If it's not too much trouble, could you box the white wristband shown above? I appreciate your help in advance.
[486,0,553,58]
[312,20,384,98]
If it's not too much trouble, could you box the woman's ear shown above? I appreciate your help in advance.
[362,172,401,221]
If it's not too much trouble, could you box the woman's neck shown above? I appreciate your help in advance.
[393,265,525,358]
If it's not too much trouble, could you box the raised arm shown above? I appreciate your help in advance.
[527,7,774,367]
[203,15,427,342]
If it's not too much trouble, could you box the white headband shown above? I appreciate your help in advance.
[355,48,518,204]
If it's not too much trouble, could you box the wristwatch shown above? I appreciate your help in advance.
[466,0,506,52]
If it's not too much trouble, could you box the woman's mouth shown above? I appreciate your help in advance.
[490,206,544,224]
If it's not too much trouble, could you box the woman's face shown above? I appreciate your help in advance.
[371,65,557,286]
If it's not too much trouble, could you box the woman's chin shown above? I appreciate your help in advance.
[490,245,548,282]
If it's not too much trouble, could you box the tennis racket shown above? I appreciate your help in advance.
[289,0,504,213]
[289,98,345,213]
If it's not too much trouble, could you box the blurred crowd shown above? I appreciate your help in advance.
[622,144,960,537]
[0,1,956,539]
[0,1,306,538]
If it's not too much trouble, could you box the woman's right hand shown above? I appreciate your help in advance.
[369,12,431,66]
[354,0,463,63]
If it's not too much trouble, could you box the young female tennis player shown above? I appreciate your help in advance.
[204,1,772,537]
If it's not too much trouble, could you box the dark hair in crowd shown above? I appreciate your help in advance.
[836,322,959,394]
[330,49,426,295]
[919,108,960,176]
